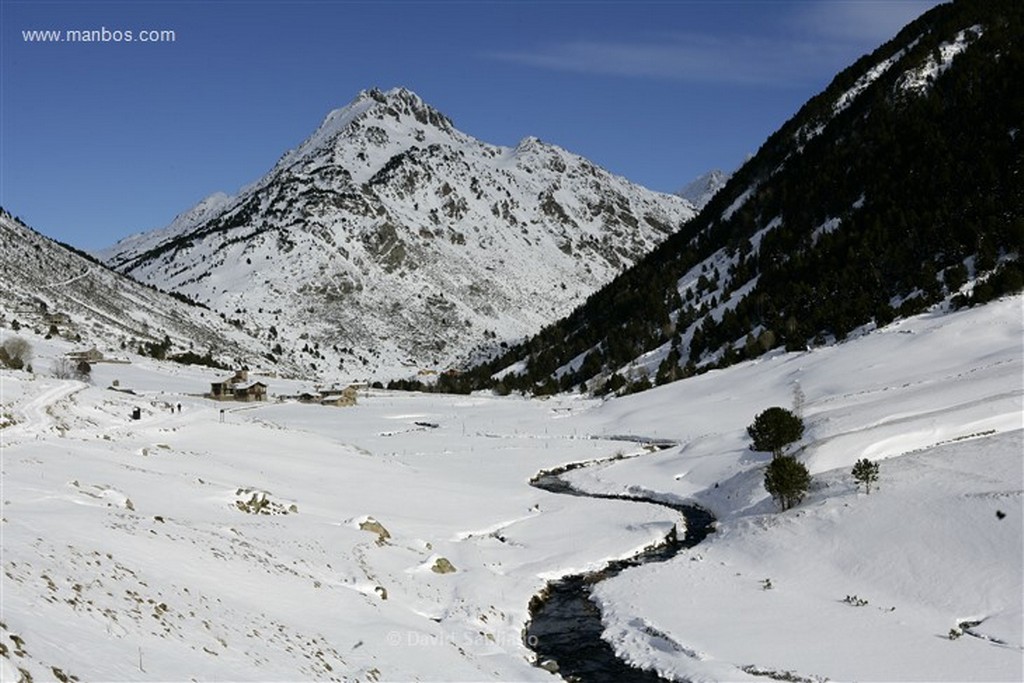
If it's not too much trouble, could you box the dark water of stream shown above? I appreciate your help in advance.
[524,469,715,682]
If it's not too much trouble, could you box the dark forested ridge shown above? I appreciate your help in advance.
[451,0,1022,397]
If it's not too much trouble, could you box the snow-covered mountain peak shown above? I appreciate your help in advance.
[513,136,542,153]
[272,87,457,178]
[676,169,730,210]
[362,86,454,128]
[102,88,697,381]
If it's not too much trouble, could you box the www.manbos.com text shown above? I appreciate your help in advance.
[22,27,177,43]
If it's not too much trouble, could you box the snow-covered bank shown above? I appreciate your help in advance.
[565,296,1022,682]
[525,466,714,682]
[596,431,1022,682]
[1,295,1021,681]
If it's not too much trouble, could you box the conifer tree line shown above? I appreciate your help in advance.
[454,0,1022,398]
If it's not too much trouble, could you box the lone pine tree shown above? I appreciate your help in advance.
[748,406,805,457]
[764,455,811,511]
[852,458,880,494]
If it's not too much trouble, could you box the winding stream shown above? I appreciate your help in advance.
[524,460,715,682]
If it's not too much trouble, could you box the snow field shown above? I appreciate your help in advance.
[1,294,1021,681]
[1,342,674,681]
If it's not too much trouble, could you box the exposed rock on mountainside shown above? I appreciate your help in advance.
[101,88,696,379]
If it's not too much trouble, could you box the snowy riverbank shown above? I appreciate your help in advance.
[1,295,1021,681]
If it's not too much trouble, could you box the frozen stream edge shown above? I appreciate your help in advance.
[523,450,716,682]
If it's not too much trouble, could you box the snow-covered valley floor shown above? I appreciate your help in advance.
[1,296,1021,682]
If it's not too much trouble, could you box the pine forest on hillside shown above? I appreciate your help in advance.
[456,0,1023,397]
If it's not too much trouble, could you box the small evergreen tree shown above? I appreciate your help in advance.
[764,455,811,511]
[852,458,880,494]
[748,406,805,457]
[75,360,93,382]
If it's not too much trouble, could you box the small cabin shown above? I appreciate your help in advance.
[292,385,359,407]
[319,386,359,407]
[67,347,104,363]
[233,381,268,402]
[210,370,266,401]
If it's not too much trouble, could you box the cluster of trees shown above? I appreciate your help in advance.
[751,407,882,511]
[749,407,811,511]
[951,260,1024,310]
[139,335,173,360]
[384,371,478,395]
[137,334,229,370]
[168,349,229,371]
[1,337,91,381]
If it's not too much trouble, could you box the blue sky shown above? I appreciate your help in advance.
[2,0,941,250]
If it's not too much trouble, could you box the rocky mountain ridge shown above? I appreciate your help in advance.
[101,87,697,379]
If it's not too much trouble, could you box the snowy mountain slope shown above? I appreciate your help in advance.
[467,0,1023,396]
[1,286,1019,681]
[0,209,282,372]
[100,87,696,381]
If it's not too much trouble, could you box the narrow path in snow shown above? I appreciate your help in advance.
[39,266,93,289]
[2,379,86,446]
[524,449,714,682]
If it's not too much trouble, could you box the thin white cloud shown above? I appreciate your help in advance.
[489,32,851,87]
[487,1,944,87]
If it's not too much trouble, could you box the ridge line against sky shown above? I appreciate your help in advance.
[1,0,941,250]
